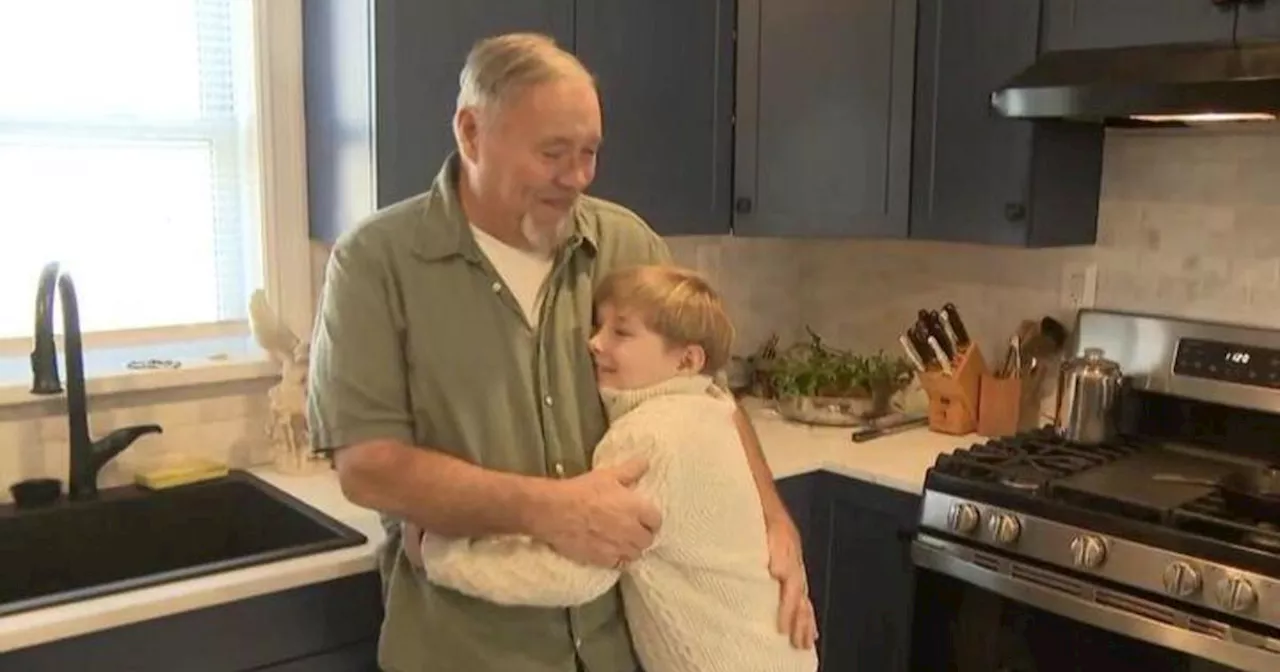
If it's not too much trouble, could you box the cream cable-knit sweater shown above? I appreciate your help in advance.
[419,374,817,672]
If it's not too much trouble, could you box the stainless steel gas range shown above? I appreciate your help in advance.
[910,309,1280,672]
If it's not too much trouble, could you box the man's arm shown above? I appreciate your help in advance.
[413,430,673,607]
[310,236,659,564]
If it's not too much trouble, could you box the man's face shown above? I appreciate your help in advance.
[463,75,602,246]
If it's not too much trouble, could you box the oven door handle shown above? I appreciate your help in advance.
[911,536,1280,672]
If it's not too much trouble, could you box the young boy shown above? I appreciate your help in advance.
[415,264,818,672]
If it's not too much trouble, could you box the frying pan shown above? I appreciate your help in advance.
[1152,467,1280,520]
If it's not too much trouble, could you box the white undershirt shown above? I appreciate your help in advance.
[470,224,555,327]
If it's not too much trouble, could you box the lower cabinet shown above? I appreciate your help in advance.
[0,572,383,672]
[777,472,921,672]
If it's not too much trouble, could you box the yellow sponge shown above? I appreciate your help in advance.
[135,458,229,490]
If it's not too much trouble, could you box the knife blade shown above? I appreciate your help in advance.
[926,335,954,375]
[899,334,926,372]
[942,303,971,348]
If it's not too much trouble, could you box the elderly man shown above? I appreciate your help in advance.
[308,33,815,672]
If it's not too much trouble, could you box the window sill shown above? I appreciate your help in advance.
[0,335,281,410]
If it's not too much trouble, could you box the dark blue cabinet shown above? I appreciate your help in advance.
[303,0,733,242]
[732,0,918,239]
[777,472,920,672]
[0,572,383,671]
[910,0,1104,247]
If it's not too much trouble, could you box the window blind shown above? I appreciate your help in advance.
[0,0,263,339]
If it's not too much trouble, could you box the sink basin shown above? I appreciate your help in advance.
[0,470,367,618]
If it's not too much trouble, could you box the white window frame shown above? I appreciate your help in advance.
[0,0,313,406]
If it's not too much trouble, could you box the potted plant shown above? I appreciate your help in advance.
[752,328,916,426]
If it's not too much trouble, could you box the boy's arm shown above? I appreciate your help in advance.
[732,404,819,650]
[418,534,621,608]
[419,431,670,608]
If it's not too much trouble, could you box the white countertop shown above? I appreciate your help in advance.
[0,407,978,654]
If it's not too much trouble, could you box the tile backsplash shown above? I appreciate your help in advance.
[3,123,1280,498]
[670,124,1280,360]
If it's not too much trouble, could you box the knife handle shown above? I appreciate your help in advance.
[909,323,937,367]
[927,310,956,360]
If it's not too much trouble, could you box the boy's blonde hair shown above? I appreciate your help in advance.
[594,265,735,374]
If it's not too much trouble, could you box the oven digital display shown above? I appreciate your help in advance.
[1173,337,1280,388]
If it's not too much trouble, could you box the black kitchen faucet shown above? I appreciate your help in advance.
[30,261,162,500]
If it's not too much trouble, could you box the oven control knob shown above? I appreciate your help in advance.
[947,503,981,534]
[1215,576,1258,613]
[1161,561,1202,598]
[987,513,1022,545]
[1069,535,1107,569]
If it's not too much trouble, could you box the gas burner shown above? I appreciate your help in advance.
[1176,493,1280,554]
[929,432,1137,494]
[1247,524,1280,551]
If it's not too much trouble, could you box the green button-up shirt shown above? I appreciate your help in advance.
[308,154,672,672]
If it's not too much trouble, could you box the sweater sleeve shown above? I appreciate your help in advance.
[418,429,670,608]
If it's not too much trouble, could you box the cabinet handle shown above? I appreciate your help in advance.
[1003,202,1027,222]
[734,197,754,214]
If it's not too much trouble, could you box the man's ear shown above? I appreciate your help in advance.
[454,107,481,163]
[680,345,708,374]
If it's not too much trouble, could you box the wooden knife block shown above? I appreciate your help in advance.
[918,344,987,435]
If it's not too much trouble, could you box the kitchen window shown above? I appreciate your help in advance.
[0,0,311,395]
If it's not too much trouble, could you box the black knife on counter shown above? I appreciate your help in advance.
[851,413,929,443]
[942,303,971,348]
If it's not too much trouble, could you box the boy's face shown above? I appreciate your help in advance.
[589,303,701,390]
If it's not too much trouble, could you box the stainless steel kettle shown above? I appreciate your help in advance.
[1054,347,1123,445]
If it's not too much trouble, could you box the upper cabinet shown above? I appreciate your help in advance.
[1042,0,1280,51]
[304,0,732,243]
[732,0,918,238]
[911,0,1104,247]
[573,1,735,237]
[1236,0,1280,42]
[303,0,573,245]
[305,0,1280,248]
[1041,0,1238,51]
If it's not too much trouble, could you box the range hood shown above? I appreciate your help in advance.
[990,41,1280,124]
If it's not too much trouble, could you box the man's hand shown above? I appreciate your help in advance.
[767,515,819,650]
[531,457,662,568]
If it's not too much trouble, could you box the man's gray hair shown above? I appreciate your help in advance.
[456,33,594,115]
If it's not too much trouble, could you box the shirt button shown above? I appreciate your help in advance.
[554,462,566,477]
[544,395,554,407]
[574,637,582,649]
[491,281,502,293]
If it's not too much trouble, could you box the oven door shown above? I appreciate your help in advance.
[909,533,1280,672]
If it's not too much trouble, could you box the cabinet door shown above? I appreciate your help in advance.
[1041,0,1237,52]
[817,476,918,672]
[372,0,575,208]
[574,0,734,236]
[734,0,916,238]
[1235,0,1280,42]
[776,474,828,643]
[910,0,1040,245]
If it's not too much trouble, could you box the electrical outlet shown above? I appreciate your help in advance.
[1061,262,1098,310]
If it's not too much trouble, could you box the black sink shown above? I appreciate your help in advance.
[0,470,367,618]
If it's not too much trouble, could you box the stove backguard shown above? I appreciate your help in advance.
[1075,309,1280,464]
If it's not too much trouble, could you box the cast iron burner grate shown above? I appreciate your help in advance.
[931,430,1136,495]
[1176,492,1280,554]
